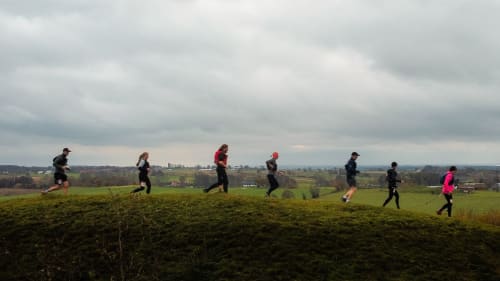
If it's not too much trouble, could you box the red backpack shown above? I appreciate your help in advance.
[214,150,221,165]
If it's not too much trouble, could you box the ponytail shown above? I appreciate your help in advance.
[136,152,148,166]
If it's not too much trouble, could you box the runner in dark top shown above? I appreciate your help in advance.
[383,162,403,209]
[41,148,72,195]
[341,152,360,203]
[131,152,152,194]
[265,152,282,197]
[204,144,229,193]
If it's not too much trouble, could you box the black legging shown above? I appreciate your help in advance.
[266,174,280,195]
[132,175,152,194]
[206,167,229,193]
[438,193,453,217]
[383,187,400,209]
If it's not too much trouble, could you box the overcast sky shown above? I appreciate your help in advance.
[1,0,500,167]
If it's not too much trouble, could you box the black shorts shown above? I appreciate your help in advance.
[54,173,68,185]
[346,177,357,187]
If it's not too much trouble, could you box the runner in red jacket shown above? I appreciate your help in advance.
[204,144,229,193]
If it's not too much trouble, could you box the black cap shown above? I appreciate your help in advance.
[351,152,360,156]
[63,148,71,152]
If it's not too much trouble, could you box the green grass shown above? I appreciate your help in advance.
[0,193,499,280]
[7,186,500,228]
[3,186,500,215]
[340,188,500,214]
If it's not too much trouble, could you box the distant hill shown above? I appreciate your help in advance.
[1,194,499,280]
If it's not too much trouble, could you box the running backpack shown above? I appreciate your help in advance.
[439,174,454,185]
[214,151,220,165]
[266,160,272,170]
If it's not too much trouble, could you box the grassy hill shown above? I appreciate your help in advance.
[1,193,499,281]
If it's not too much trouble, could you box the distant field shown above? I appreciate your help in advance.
[0,188,38,197]
[3,186,499,217]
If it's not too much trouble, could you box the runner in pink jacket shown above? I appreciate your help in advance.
[437,166,457,217]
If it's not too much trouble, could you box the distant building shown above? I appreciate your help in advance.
[168,163,185,169]
[242,180,257,187]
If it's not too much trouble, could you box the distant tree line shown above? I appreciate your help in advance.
[0,176,37,189]
[1,165,498,190]
[193,172,298,189]
[77,171,136,187]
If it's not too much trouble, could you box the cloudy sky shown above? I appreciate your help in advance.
[1,0,500,167]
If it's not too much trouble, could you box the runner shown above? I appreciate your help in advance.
[382,161,403,209]
[265,152,282,197]
[203,144,229,193]
[437,166,457,217]
[341,152,360,203]
[41,148,72,195]
[131,152,152,194]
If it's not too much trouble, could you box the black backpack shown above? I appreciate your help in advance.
[266,160,275,170]
[439,173,454,185]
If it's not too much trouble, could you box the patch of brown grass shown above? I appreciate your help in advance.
[456,209,500,226]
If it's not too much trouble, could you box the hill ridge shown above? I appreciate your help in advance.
[1,194,499,281]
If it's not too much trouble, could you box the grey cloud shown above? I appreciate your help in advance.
[1,0,499,165]
[257,1,500,83]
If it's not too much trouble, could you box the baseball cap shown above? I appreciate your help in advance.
[63,148,72,152]
[351,152,360,156]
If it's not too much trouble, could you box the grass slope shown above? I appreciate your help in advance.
[4,186,500,215]
[1,193,499,281]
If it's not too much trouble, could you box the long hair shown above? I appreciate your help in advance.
[218,144,228,151]
[137,152,148,166]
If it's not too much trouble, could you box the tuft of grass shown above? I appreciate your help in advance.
[1,193,499,280]
[456,209,500,226]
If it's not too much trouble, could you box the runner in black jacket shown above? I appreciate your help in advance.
[383,162,403,209]
[265,152,282,197]
[341,152,360,203]
[41,148,72,195]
